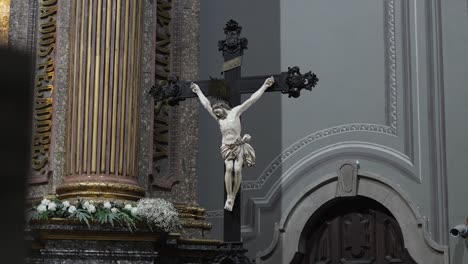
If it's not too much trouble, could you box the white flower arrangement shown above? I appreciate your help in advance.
[28,197,181,233]
[135,198,181,232]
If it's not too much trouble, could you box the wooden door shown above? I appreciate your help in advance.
[298,197,417,264]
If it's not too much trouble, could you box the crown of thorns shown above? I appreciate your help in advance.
[212,102,231,110]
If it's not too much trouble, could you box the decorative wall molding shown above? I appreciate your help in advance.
[385,0,398,132]
[242,123,398,191]
[401,0,415,163]
[425,0,449,246]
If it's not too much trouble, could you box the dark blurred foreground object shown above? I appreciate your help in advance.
[0,48,32,263]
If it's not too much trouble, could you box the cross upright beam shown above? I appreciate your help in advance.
[150,20,319,243]
[216,20,246,242]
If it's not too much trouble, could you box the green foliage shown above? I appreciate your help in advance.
[116,212,137,232]
[36,211,50,220]
[96,209,115,226]
[70,209,92,228]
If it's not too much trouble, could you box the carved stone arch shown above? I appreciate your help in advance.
[294,196,417,264]
[256,173,448,264]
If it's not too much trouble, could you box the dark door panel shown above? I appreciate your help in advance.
[296,197,417,264]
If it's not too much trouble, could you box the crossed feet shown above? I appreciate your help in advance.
[224,196,234,211]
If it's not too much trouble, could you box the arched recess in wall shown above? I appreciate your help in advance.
[256,173,448,264]
[293,196,417,263]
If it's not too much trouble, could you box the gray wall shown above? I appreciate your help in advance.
[443,0,468,263]
[198,0,467,262]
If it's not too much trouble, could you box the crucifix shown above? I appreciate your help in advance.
[150,20,318,243]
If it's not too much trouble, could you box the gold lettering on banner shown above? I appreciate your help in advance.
[30,0,57,182]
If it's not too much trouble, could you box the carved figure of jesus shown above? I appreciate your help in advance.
[191,77,275,211]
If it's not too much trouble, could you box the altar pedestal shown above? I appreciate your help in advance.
[27,220,161,263]
[26,216,224,264]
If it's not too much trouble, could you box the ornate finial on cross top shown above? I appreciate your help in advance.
[218,19,248,56]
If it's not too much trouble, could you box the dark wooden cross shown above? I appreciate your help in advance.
[150,20,318,242]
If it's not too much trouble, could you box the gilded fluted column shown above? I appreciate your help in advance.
[57,0,145,200]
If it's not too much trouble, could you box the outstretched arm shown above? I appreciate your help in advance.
[191,82,217,120]
[233,76,275,115]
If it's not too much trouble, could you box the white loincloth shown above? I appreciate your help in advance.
[220,134,255,167]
